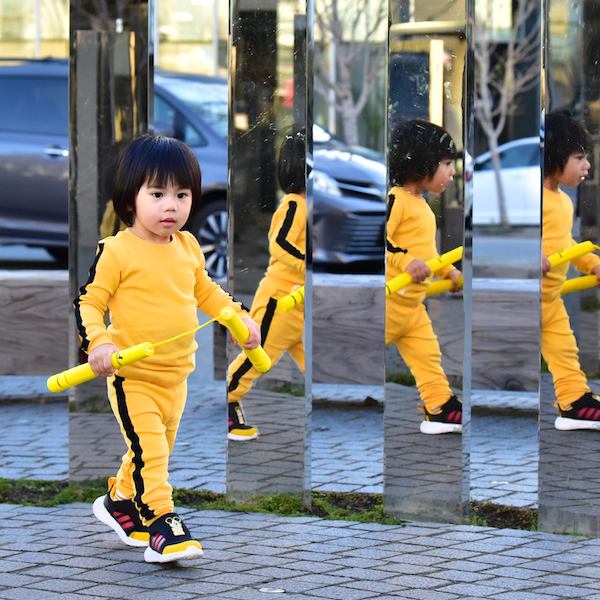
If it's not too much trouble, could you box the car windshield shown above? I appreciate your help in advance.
[162,78,228,139]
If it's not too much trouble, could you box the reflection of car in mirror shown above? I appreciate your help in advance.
[0,59,386,277]
[472,137,540,226]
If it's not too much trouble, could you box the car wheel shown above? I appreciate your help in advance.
[189,199,228,280]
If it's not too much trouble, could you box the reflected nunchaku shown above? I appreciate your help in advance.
[547,241,600,296]
[47,307,271,393]
[386,246,463,297]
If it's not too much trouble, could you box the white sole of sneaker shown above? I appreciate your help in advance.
[555,417,600,431]
[420,421,462,435]
[92,495,148,548]
[227,431,259,441]
[144,544,204,563]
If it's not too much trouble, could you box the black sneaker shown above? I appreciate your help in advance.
[228,401,258,441]
[144,513,203,563]
[420,395,462,435]
[92,479,149,547]
[555,392,600,431]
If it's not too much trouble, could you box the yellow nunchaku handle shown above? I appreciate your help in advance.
[277,285,305,313]
[548,240,599,269]
[426,275,464,297]
[386,246,463,297]
[219,307,272,373]
[561,275,598,295]
[47,342,154,393]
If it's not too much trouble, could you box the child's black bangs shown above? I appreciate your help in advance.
[143,144,197,191]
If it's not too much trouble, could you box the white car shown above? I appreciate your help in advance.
[473,137,541,226]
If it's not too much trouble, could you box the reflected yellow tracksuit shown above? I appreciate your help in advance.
[228,192,305,402]
[76,228,245,524]
[542,187,600,409]
[386,186,454,411]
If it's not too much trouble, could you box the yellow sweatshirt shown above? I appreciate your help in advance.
[386,186,454,306]
[264,192,306,287]
[75,228,245,385]
[542,187,600,302]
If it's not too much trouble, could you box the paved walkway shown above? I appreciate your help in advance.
[0,379,541,506]
[2,502,600,599]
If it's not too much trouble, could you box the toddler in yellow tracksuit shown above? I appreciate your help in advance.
[542,113,600,431]
[76,135,260,562]
[227,131,306,440]
[386,120,462,434]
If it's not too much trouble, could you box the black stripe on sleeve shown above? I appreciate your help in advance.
[73,243,105,353]
[228,297,278,394]
[276,201,305,260]
[113,376,155,522]
[385,193,408,254]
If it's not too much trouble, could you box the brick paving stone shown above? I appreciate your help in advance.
[400,590,461,600]
[435,582,505,596]
[26,579,91,593]
[305,586,380,599]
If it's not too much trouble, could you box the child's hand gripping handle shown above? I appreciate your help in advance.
[219,307,272,373]
[386,246,463,297]
[277,285,305,313]
[46,342,154,392]
[548,241,599,269]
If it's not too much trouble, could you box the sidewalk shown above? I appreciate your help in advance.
[0,379,538,505]
[2,502,600,599]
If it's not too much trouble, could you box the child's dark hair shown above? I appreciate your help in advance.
[278,129,306,194]
[544,112,592,177]
[112,135,201,226]
[389,119,457,186]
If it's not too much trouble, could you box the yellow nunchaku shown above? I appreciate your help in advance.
[277,285,305,313]
[544,240,599,296]
[385,246,463,297]
[47,307,271,393]
[548,240,599,269]
[426,275,464,296]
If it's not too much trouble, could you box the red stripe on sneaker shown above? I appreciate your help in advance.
[119,519,134,530]
[152,534,166,552]
[117,514,131,523]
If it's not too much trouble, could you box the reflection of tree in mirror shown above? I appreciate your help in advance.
[314,0,386,145]
[474,0,540,226]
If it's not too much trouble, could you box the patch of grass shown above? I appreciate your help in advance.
[265,383,306,397]
[581,297,600,312]
[0,478,105,506]
[385,372,416,386]
[0,479,402,525]
[470,501,537,531]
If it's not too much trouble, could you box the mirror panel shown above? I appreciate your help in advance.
[384,2,467,522]
[225,0,310,501]
[539,0,600,535]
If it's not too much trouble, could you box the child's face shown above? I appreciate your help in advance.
[557,152,590,187]
[423,159,455,194]
[131,180,192,244]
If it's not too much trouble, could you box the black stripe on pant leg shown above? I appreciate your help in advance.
[113,376,155,522]
[228,297,278,394]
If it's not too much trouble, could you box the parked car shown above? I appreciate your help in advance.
[472,137,541,226]
[0,59,386,277]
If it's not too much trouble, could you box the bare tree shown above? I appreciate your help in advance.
[474,0,540,226]
[314,0,386,146]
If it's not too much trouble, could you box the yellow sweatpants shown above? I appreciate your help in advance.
[228,277,304,403]
[541,296,589,408]
[107,375,187,525]
[386,300,452,411]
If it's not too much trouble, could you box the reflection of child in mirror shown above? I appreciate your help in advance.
[227,130,306,441]
[542,113,600,431]
[75,135,260,562]
[386,120,462,435]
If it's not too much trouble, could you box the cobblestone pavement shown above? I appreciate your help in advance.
[1,378,542,506]
[2,502,600,599]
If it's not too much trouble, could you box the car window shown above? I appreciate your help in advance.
[158,78,227,139]
[154,94,206,147]
[0,76,67,135]
[477,143,538,171]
